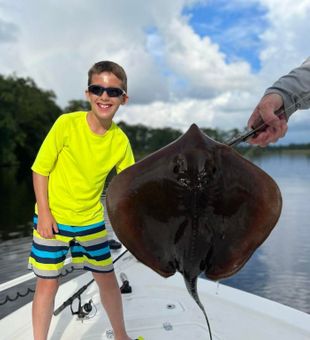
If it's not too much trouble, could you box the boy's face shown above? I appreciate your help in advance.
[85,72,128,124]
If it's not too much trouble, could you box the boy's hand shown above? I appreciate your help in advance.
[37,211,59,239]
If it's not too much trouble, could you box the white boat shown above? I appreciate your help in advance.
[1,240,310,340]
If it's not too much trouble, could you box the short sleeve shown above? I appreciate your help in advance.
[31,114,68,176]
[115,141,135,174]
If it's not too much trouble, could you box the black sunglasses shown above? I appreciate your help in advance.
[88,84,126,97]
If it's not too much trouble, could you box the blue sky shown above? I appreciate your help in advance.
[0,0,309,144]
[183,1,268,71]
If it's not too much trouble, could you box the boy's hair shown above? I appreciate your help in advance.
[88,61,127,92]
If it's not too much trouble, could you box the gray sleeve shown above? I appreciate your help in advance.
[264,57,310,118]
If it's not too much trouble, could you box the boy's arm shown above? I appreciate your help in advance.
[33,171,58,238]
[115,141,135,173]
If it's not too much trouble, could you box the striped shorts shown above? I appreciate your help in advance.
[28,216,114,279]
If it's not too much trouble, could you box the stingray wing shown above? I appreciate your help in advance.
[106,124,282,281]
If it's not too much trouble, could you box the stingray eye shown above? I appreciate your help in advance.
[172,156,187,174]
[173,164,180,174]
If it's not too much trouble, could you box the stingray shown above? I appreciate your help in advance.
[106,124,282,339]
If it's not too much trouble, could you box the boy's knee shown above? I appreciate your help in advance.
[93,271,118,288]
[35,278,59,295]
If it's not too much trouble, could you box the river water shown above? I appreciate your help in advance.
[0,152,310,315]
[223,152,310,314]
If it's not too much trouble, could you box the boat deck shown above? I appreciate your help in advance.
[1,246,310,340]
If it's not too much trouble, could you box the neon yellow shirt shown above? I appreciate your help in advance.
[31,111,135,225]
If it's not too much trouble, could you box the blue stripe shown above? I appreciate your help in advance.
[30,252,66,264]
[33,216,105,232]
[31,246,68,259]
[33,243,68,252]
[49,227,104,237]
[71,245,110,257]
[81,241,109,251]
[71,252,111,261]
[57,223,105,232]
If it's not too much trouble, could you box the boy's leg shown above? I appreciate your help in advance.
[32,278,59,340]
[93,271,130,340]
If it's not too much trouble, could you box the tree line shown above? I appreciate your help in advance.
[1,74,309,167]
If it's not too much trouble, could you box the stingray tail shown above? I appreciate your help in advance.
[184,276,213,340]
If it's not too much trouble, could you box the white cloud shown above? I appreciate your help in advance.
[0,17,18,43]
[258,0,310,78]
[117,90,256,133]
[161,18,253,92]
[0,0,309,143]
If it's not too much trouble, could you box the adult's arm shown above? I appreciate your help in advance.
[248,57,310,146]
[264,57,310,118]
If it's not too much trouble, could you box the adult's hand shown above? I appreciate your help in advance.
[247,93,288,147]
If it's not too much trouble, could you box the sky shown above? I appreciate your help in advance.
[1,0,310,144]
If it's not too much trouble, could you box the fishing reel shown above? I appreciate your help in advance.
[70,296,95,320]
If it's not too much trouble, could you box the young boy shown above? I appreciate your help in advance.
[28,61,139,340]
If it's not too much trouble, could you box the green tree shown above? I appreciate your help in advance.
[0,74,61,166]
[118,121,182,159]
[201,127,222,142]
[64,99,90,112]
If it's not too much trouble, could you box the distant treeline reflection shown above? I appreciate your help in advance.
[1,74,309,168]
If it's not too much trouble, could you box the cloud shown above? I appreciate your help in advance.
[159,17,254,97]
[0,18,19,43]
[258,0,310,79]
[0,0,309,143]
[117,90,256,133]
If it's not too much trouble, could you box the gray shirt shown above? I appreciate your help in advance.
[264,57,310,118]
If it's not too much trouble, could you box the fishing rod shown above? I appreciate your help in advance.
[227,108,285,146]
[227,92,310,147]
[53,248,129,316]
